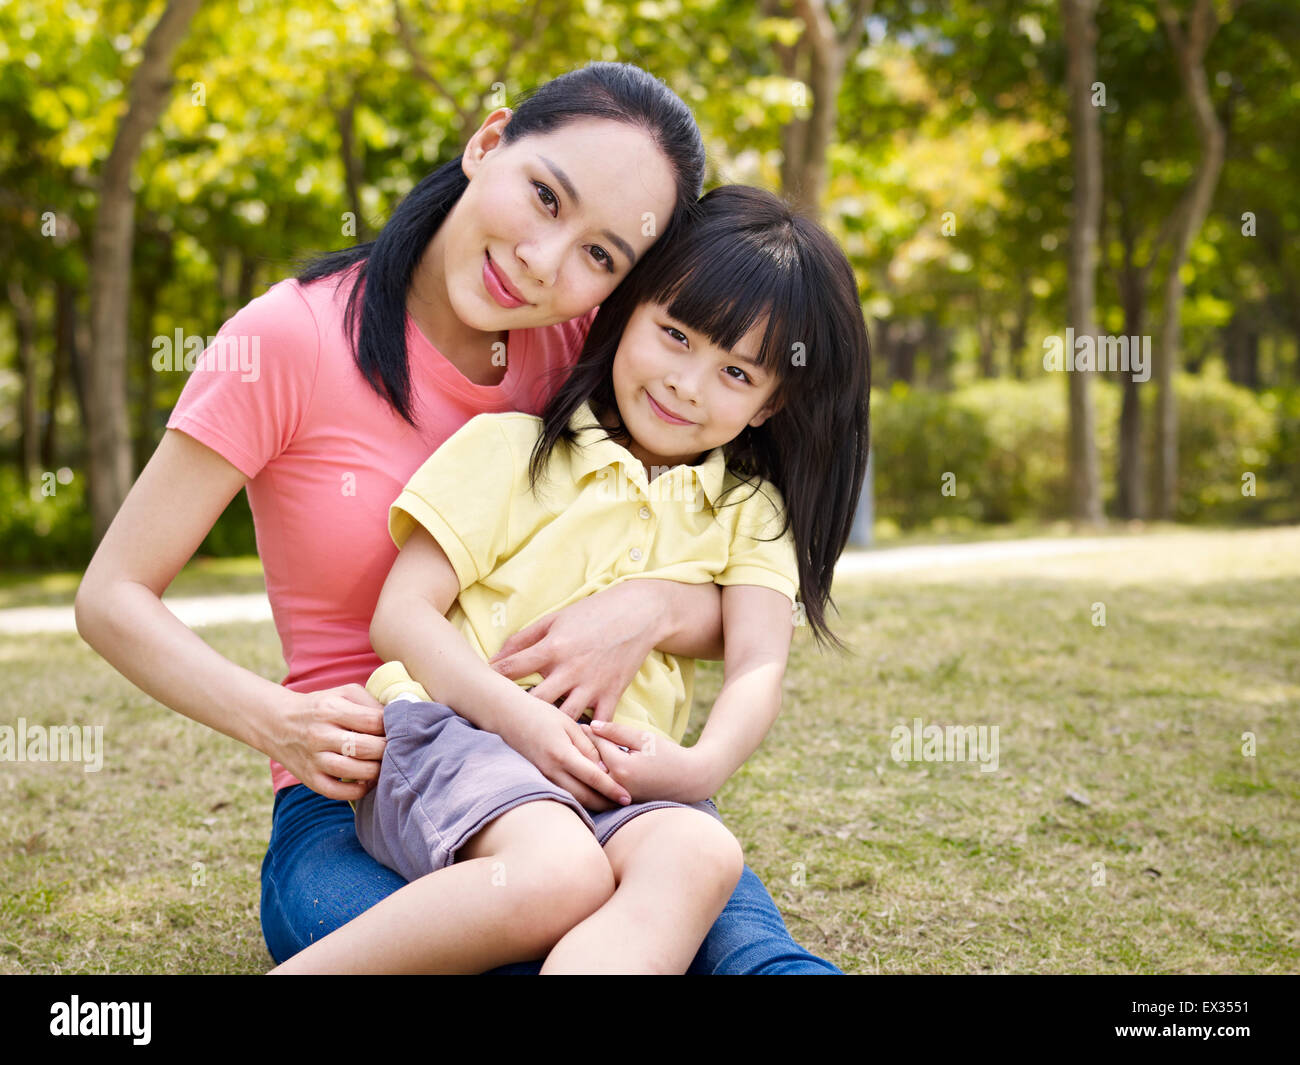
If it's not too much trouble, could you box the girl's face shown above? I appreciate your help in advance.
[440,110,679,334]
[609,300,782,475]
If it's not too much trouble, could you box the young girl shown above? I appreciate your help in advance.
[271,184,871,974]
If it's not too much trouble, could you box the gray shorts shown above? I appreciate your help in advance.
[354,698,722,884]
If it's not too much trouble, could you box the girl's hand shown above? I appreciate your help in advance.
[275,685,387,802]
[496,696,632,810]
[488,582,664,723]
[585,720,716,805]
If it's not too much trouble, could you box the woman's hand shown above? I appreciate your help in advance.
[495,694,631,810]
[585,720,717,805]
[488,581,668,723]
[274,685,387,802]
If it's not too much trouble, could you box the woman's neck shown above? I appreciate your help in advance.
[406,236,507,385]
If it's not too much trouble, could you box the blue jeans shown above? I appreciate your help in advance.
[261,782,841,974]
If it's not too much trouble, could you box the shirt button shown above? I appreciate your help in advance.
[629,547,643,562]
[638,506,651,520]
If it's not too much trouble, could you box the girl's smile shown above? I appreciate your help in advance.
[645,390,695,425]
[609,302,782,476]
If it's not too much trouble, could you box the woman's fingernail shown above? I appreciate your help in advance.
[598,761,608,772]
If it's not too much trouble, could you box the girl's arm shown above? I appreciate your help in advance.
[75,430,387,801]
[370,525,631,807]
[588,583,794,804]
[486,579,724,723]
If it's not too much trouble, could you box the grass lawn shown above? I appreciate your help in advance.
[2,525,1296,973]
[0,518,1189,610]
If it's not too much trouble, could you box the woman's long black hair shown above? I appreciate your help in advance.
[526,185,871,652]
[294,62,706,426]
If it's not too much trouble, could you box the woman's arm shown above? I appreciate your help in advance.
[75,429,386,801]
[588,584,794,803]
[487,578,724,723]
[370,525,631,807]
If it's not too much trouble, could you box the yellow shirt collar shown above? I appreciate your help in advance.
[566,399,730,505]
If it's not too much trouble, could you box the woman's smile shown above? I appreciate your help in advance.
[482,251,531,308]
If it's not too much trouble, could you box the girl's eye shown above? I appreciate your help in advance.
[724,365,752,384]
[662,326,688,344]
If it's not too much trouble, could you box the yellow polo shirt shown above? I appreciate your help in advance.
[384,400,799,743]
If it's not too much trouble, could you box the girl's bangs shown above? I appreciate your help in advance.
[647,230,804,376]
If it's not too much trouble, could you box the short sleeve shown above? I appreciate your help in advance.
[388,415,521,591]
[165,280,321,478]
[715,481,800,604]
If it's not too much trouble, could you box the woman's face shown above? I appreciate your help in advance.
[441,110,680,333]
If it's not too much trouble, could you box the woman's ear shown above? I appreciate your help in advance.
[462,108,514,177]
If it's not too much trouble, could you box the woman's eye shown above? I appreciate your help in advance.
[536,182,612,271]
[534,182,558,213]
[662,326,688,344]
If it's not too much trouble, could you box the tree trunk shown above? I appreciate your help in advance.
[1009,285,1032,379]
[87,0,202,543]
[974,289,997,378]
[1153,0,1230,520]
[768,0,871,218]
[1116,277,1147,519]
[336,87,371,241]
[1061,0,1104,524]
[238,251,257,308]
[135,271,160,470]
[56,282,89,443]
[41,282,65,470]
[9,280,40,483]
[1224,310,1259,388]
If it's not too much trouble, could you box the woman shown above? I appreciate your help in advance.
[75,61,841,974]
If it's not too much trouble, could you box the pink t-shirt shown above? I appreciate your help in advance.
[166,262,596,792]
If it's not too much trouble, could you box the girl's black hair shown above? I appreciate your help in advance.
[527,185,871,651]
[293,62,706,426]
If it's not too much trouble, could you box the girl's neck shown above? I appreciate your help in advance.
[593,398,707,481]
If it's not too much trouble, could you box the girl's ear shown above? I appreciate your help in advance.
[749,393,783,429]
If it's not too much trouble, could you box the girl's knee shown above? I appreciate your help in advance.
[467,801,614,940]
[689,818,744,895]
[630,811,744,896]
[531,826,616,914]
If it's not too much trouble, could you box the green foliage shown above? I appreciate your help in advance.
[953,379,1116,523]
[0,470,255,570]
[1143,376,1282,523]
[1263,388,1300,518]
[871,383,992,526]
[872,376,1293,528]
[0,468,92,568]
[198,488,259,558]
